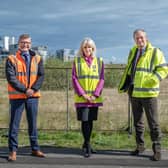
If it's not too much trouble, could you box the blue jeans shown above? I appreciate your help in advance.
[8,98,39,152]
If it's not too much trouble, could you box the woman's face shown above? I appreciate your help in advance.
[83,44,94,57]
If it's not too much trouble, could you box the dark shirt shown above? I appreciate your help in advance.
[131,47,145,84]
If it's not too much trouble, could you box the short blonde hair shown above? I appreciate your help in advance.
[77,37,97,57]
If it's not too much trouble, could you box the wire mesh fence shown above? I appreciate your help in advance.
[1,66,168,132]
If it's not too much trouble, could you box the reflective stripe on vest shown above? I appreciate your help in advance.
[7,52,41,99]
[118,42,168,97]
[74,56,103,103]
[133,47,166,97]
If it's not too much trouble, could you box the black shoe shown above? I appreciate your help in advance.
[82,144,91,158]
[152,152,161,161]
[91,148,97,154]
[82,144,96,154]
[131,145,145,155]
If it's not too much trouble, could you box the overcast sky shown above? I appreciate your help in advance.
[0,0,168,63]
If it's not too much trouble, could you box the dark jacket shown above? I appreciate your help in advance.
[5,50,44,94]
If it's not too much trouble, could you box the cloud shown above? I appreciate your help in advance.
[0,10,18,17]
[41,4,115,21]
[0,0,168,63]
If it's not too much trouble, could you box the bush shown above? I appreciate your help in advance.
[42,58,125,90]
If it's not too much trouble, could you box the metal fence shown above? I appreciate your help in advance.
[1,66,168,132]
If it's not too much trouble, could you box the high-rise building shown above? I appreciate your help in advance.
[3,36,10,51]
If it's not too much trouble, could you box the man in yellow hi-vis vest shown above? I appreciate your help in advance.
[118,29,168,161]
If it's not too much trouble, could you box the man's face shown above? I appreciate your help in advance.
[18,37,31,52]
[134,31,147,49]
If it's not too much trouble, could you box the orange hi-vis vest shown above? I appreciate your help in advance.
[7,50,41,99]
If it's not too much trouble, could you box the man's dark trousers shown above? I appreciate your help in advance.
[8,98,39,152]
[131,97,162,146]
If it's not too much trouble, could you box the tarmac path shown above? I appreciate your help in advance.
[0,146,167,168]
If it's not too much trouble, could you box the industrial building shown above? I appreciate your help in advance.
[56,48,76,62]
[0,36,48,62]
[0,35,77,63]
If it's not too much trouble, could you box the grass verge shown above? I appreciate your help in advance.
[0,129,168,150]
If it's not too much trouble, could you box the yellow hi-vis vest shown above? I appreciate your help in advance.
[118,42,168,97]
[74,56,103,103]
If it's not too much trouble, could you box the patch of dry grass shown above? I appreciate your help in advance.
[1,79,168,132]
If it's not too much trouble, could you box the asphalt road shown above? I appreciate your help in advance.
[0,147,167,168]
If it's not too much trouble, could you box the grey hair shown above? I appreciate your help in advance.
[77,37,97,57]
[133,29,147,39]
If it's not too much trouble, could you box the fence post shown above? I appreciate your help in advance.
[66,68,70,131]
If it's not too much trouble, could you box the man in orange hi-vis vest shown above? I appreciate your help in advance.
[5,34,45,161]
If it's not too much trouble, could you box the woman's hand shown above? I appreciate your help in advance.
[83,94,91,102]
[90,95,96,101]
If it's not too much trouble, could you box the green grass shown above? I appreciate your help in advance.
[0,129,168,150]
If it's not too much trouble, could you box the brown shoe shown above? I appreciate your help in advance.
[152,152,161,161]
[8,151,17,161]
[131,144,145,155]
[31,150,45,157]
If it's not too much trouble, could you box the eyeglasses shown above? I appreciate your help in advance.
[19,41,31,44]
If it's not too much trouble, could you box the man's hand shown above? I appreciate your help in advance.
[26,88,34,97]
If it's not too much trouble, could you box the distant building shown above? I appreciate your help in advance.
[32,46,48,61]
[0,36,48,62]
[9,44,18,54]
[3,36,10,51]
[56,48,77,62]
[0,36,17,61]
